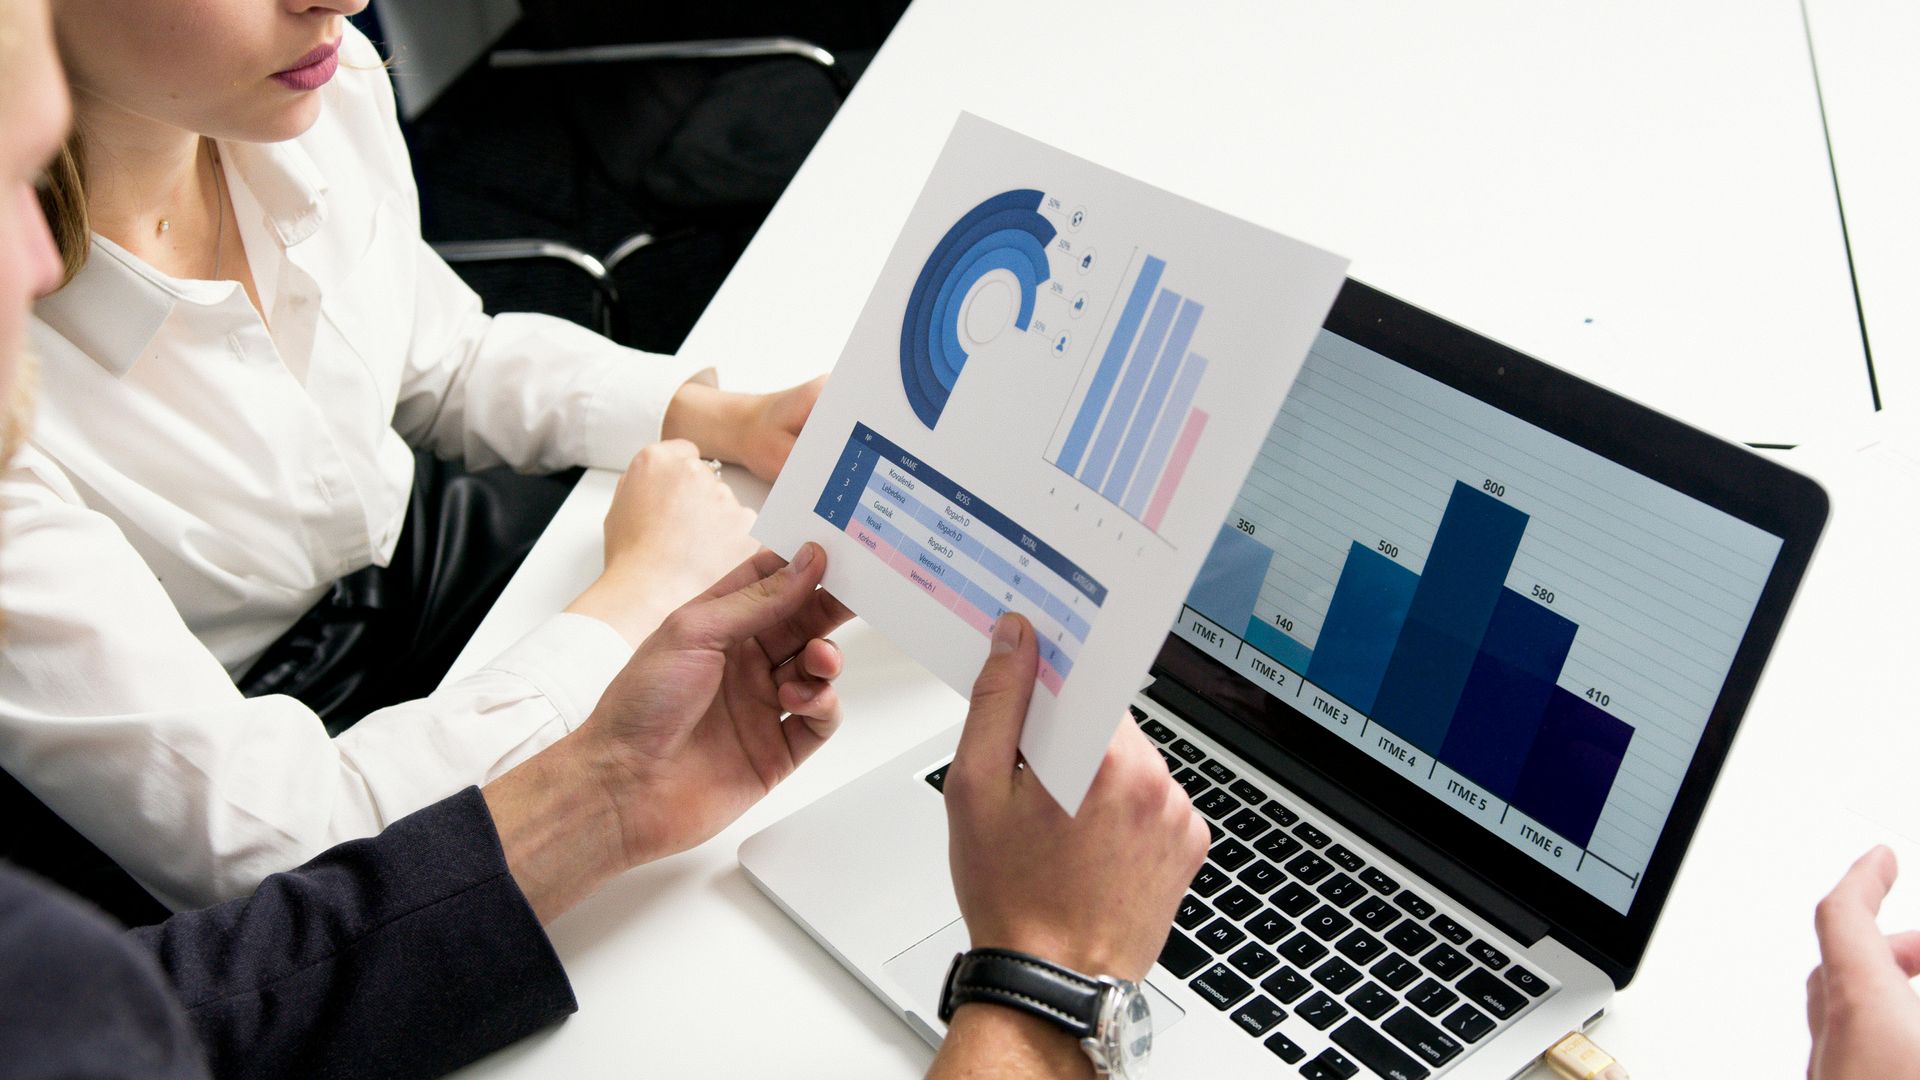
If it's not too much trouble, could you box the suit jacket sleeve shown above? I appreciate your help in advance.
[128,787,577,1079]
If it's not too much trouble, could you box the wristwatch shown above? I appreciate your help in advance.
[937,947,1153,1078]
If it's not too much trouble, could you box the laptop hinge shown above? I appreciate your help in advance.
[1146,677,1554,948]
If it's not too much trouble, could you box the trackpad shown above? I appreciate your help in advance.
[883,917,1186,1042]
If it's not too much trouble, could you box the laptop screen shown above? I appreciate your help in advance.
[1164,321,1785,918]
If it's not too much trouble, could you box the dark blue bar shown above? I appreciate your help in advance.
[1370,483,1530,755]
[812,436,879,528]
[1305,542,1419,713]
[1508,688,1634,849]
[1243,617,1312,673]
[825,423,1108,606]
[1186,524,1272,638]
[1056,255,1166,475]
[1437,589,1577,801]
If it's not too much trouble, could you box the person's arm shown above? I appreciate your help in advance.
[1806,846,1920,1080]
[927,614,1210,1078]
[0,456,631,910]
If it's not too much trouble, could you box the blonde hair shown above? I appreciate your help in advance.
[37,134,88,289]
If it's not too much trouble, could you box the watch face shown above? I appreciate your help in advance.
[1095,980,1153,1079]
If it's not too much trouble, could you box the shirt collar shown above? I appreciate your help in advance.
[31,137,331,378]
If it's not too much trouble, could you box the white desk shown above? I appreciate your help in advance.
[449,2,1912,1074]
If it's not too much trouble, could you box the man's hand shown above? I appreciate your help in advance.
[579,542,853,867]
[945,614,1208,981]
[1807,846,1920,1080]
[662,376,825,483]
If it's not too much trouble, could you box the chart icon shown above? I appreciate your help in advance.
[898,189,1058,428]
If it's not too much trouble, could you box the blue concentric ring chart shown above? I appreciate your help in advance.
[755,114,1348,811]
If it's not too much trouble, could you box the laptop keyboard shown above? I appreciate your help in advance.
[924,701,1556,1078]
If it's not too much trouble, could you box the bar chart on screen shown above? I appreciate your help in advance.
[1173,332,1783,912]
[1046,251,1213,533]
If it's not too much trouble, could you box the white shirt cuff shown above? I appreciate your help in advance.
[580,348,715,471]
[479,611,635,731]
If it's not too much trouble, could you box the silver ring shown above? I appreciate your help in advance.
[705,458,725,476]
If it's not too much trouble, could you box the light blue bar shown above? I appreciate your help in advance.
[1037,635,1075,677]
[1079,288,1182,491]
[1010,565,1052,609]
[855,504,905,555]
[976,546,1016,590]
[1243,616,1313,674]
[1101,299,1203,503]
[963,580,1008,623]
[1123,352,1210,516]
[1057,256,1166,474]
[1061,608,1092,642]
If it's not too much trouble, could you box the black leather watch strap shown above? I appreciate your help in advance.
[937,948,1105,1040]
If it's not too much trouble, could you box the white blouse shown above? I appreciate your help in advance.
[1,26,706,909]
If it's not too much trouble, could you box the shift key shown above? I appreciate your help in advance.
[1331,1019,1429,1080]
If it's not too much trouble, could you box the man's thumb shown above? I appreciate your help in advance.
[953,613,1038,782]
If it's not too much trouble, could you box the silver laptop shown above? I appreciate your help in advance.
[740,279,1827,1078]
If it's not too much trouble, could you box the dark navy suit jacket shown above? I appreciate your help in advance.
[0,787,575,1078]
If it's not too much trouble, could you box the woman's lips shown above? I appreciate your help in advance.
[272,39,340,91]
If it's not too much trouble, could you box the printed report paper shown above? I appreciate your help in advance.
[755,114,1348,811]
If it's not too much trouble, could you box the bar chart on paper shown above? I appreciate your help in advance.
[1047,253,1213,532]
[1173,333,1783,912]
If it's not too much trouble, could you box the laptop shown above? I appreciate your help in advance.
[740,279,1827,1078]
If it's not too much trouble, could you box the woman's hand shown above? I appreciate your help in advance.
[663,376,825,483]
[577,543,853,866]
[566,439,758,646]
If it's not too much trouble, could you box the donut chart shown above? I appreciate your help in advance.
[898,189,1058,428]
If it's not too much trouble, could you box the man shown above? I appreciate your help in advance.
[0,0,1206,1076]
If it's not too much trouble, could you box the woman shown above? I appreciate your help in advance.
[1,0,823,913]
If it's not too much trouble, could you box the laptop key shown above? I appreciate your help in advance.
[1286,851,1334,884]
[1237,859,1285,894]
[1261,965,1312,1003]
[1394,890,1436,920]
[1231,996,1287,1037]
[1128,705,1147,723]
[1261,800,1301,826]
[1466,939,1510,970]
[1429,913,1472,945]
[1198,917,1247,953]
[1257,829,1303,861]
[1347,982,1398,1021]
[1386,921,1437,956]
[1302,904,1354,941]
[1331,1018,1429,1080]
[1317,872,1366,908]
[1159,928,1210,978]
[1207,821,1224,843]
[1224,808,1273,841]
[1278,932,1330,967]
[1383,1007,1464,1066]
[1230,942,1279,979]
[1505,964,1548,997]
[1371,953,1422,990]
[1296,991,1348,1031]
[1272,881,1318,916]
[1457,969,1527,1019]
[1264,1031,1307,1063]
[1190,962,1253,1010]
[1169,738,1208,764]
[1336,929,1386,965]
[1172,769,1211,798]
[1209,836,1255,871]
[1215,886,1261,920]
[923,765,948,792]
[1354,896,1401,931]
[1442,1003,1496,1043]
[1230,779,1268,804]
[1292,821,1331,848]
[1312,956,1361,993]
[1249,909,1296,944]
[1326,843,1366,873]
[1200,759,1236,786]
[1140,718,1176,743]
[1158,748,1178,771]
[1420,943,1472,981]
[1301,1047,1360,1079]
[1360,867,1400,895]
[1175,894,1214,929]
[1407,978,1459,1017]
[1195,788,1242,820]
[1191,863,1231,897]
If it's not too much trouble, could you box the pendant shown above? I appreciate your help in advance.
[158,219,171,235]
